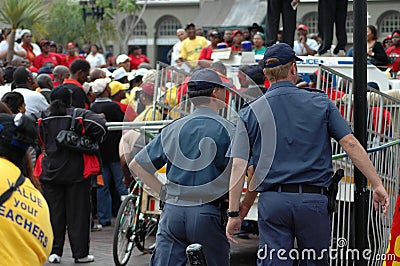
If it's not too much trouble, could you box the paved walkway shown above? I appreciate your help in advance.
[43,222,151,266]
[43,219,259,265]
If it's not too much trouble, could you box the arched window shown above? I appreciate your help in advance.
[132,19,147,36]
[378,11,400,35]
[346,12,354,33]
[302,12,318,34]
[158,16,181,37]
[121,15,147,37]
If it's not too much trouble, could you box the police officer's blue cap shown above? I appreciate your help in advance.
[188,68,234,91]
[262,43,303,69]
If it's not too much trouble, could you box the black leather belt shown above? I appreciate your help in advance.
[165,195,222,207]
[271,184,328,196]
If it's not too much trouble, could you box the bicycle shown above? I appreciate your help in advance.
[112,179,159,266]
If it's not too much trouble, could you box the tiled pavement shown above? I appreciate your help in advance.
[43,219,259,266]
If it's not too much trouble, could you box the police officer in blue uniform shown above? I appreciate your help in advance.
[226,43,389,265]
[130,68,235,266]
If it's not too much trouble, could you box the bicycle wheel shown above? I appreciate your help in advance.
[113,194,137,266]
[135,213,159,253]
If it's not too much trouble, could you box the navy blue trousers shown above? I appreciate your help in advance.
[257,191,330,266]
[150,203,230,266]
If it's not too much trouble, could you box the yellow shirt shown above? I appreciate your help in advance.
[179,36,208,64]
[0,158,53,266]
[134,105,162,122]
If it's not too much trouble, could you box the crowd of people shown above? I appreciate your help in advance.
[165,21,400,79]
[0,36,160,263]
[0,29,150,74]
[0,16,397,265]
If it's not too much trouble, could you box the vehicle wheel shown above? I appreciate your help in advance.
[113,194,137,266]
[135,213,159,254]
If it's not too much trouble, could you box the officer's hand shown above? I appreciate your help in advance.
[372,184,389,215]
[226,217,242,244]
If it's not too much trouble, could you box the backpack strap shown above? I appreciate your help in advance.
[70,108,79,131]
[0,173,25,205]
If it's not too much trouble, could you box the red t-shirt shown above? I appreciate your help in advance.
[371,107,391,134]
[113,101,138,121]
[324,87,346,101]
[53,81,61,88]
[386,46,400,72]
[198,45,213,60]
[64,54,85,68]
[128,54,150,70]
[176,74,235,105]
[231,46,241,52]
[33,52,63,69]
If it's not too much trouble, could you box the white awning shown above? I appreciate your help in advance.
[220,0,267,27]
[194,0,266,28]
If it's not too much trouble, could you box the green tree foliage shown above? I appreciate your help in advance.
[0,0,47,63]
[100,0,147,54]
[47,0,116,52]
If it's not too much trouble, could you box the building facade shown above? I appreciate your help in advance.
[127,0,399,65]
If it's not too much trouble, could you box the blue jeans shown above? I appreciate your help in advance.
[97,162,128,225]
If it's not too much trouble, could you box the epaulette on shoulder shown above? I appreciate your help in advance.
[158,118,181,133]
[298,87,325,93]
[241,97,260,109]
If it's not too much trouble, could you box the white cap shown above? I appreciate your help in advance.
[100,68,112,78]
[112,67,127,81]
[142,69,157,84]
[116,54,130,65]
[19,29,31,39]
[92,78,111,95]
[82,82,92,94]
[127,68,149,81]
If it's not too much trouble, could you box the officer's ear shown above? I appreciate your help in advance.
[289,62,297,76]
[211,87,219,98]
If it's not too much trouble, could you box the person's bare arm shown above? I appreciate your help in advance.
[14,48,27,58]
[301,39,317,56]
[0,49,7,59]
[226,158,247,244]
[339,134,389,214]
[239,165,258,220]
[129,159,163,197]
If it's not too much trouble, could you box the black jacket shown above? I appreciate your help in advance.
[61,83,90,109]
[38,108,106,184]
[369,41,388,67]
[90,98,124,164]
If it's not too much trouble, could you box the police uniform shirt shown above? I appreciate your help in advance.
[134,107,235,202]
[230,81,352,192]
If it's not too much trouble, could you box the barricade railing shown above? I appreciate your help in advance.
[108,62,399,265]
[318,64,400,265]
[330,140,399,265]
[151,62,259,125]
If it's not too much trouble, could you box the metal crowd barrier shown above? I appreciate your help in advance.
[318,64,400,265]
[152,61,259,124]
[108,62,399,265]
